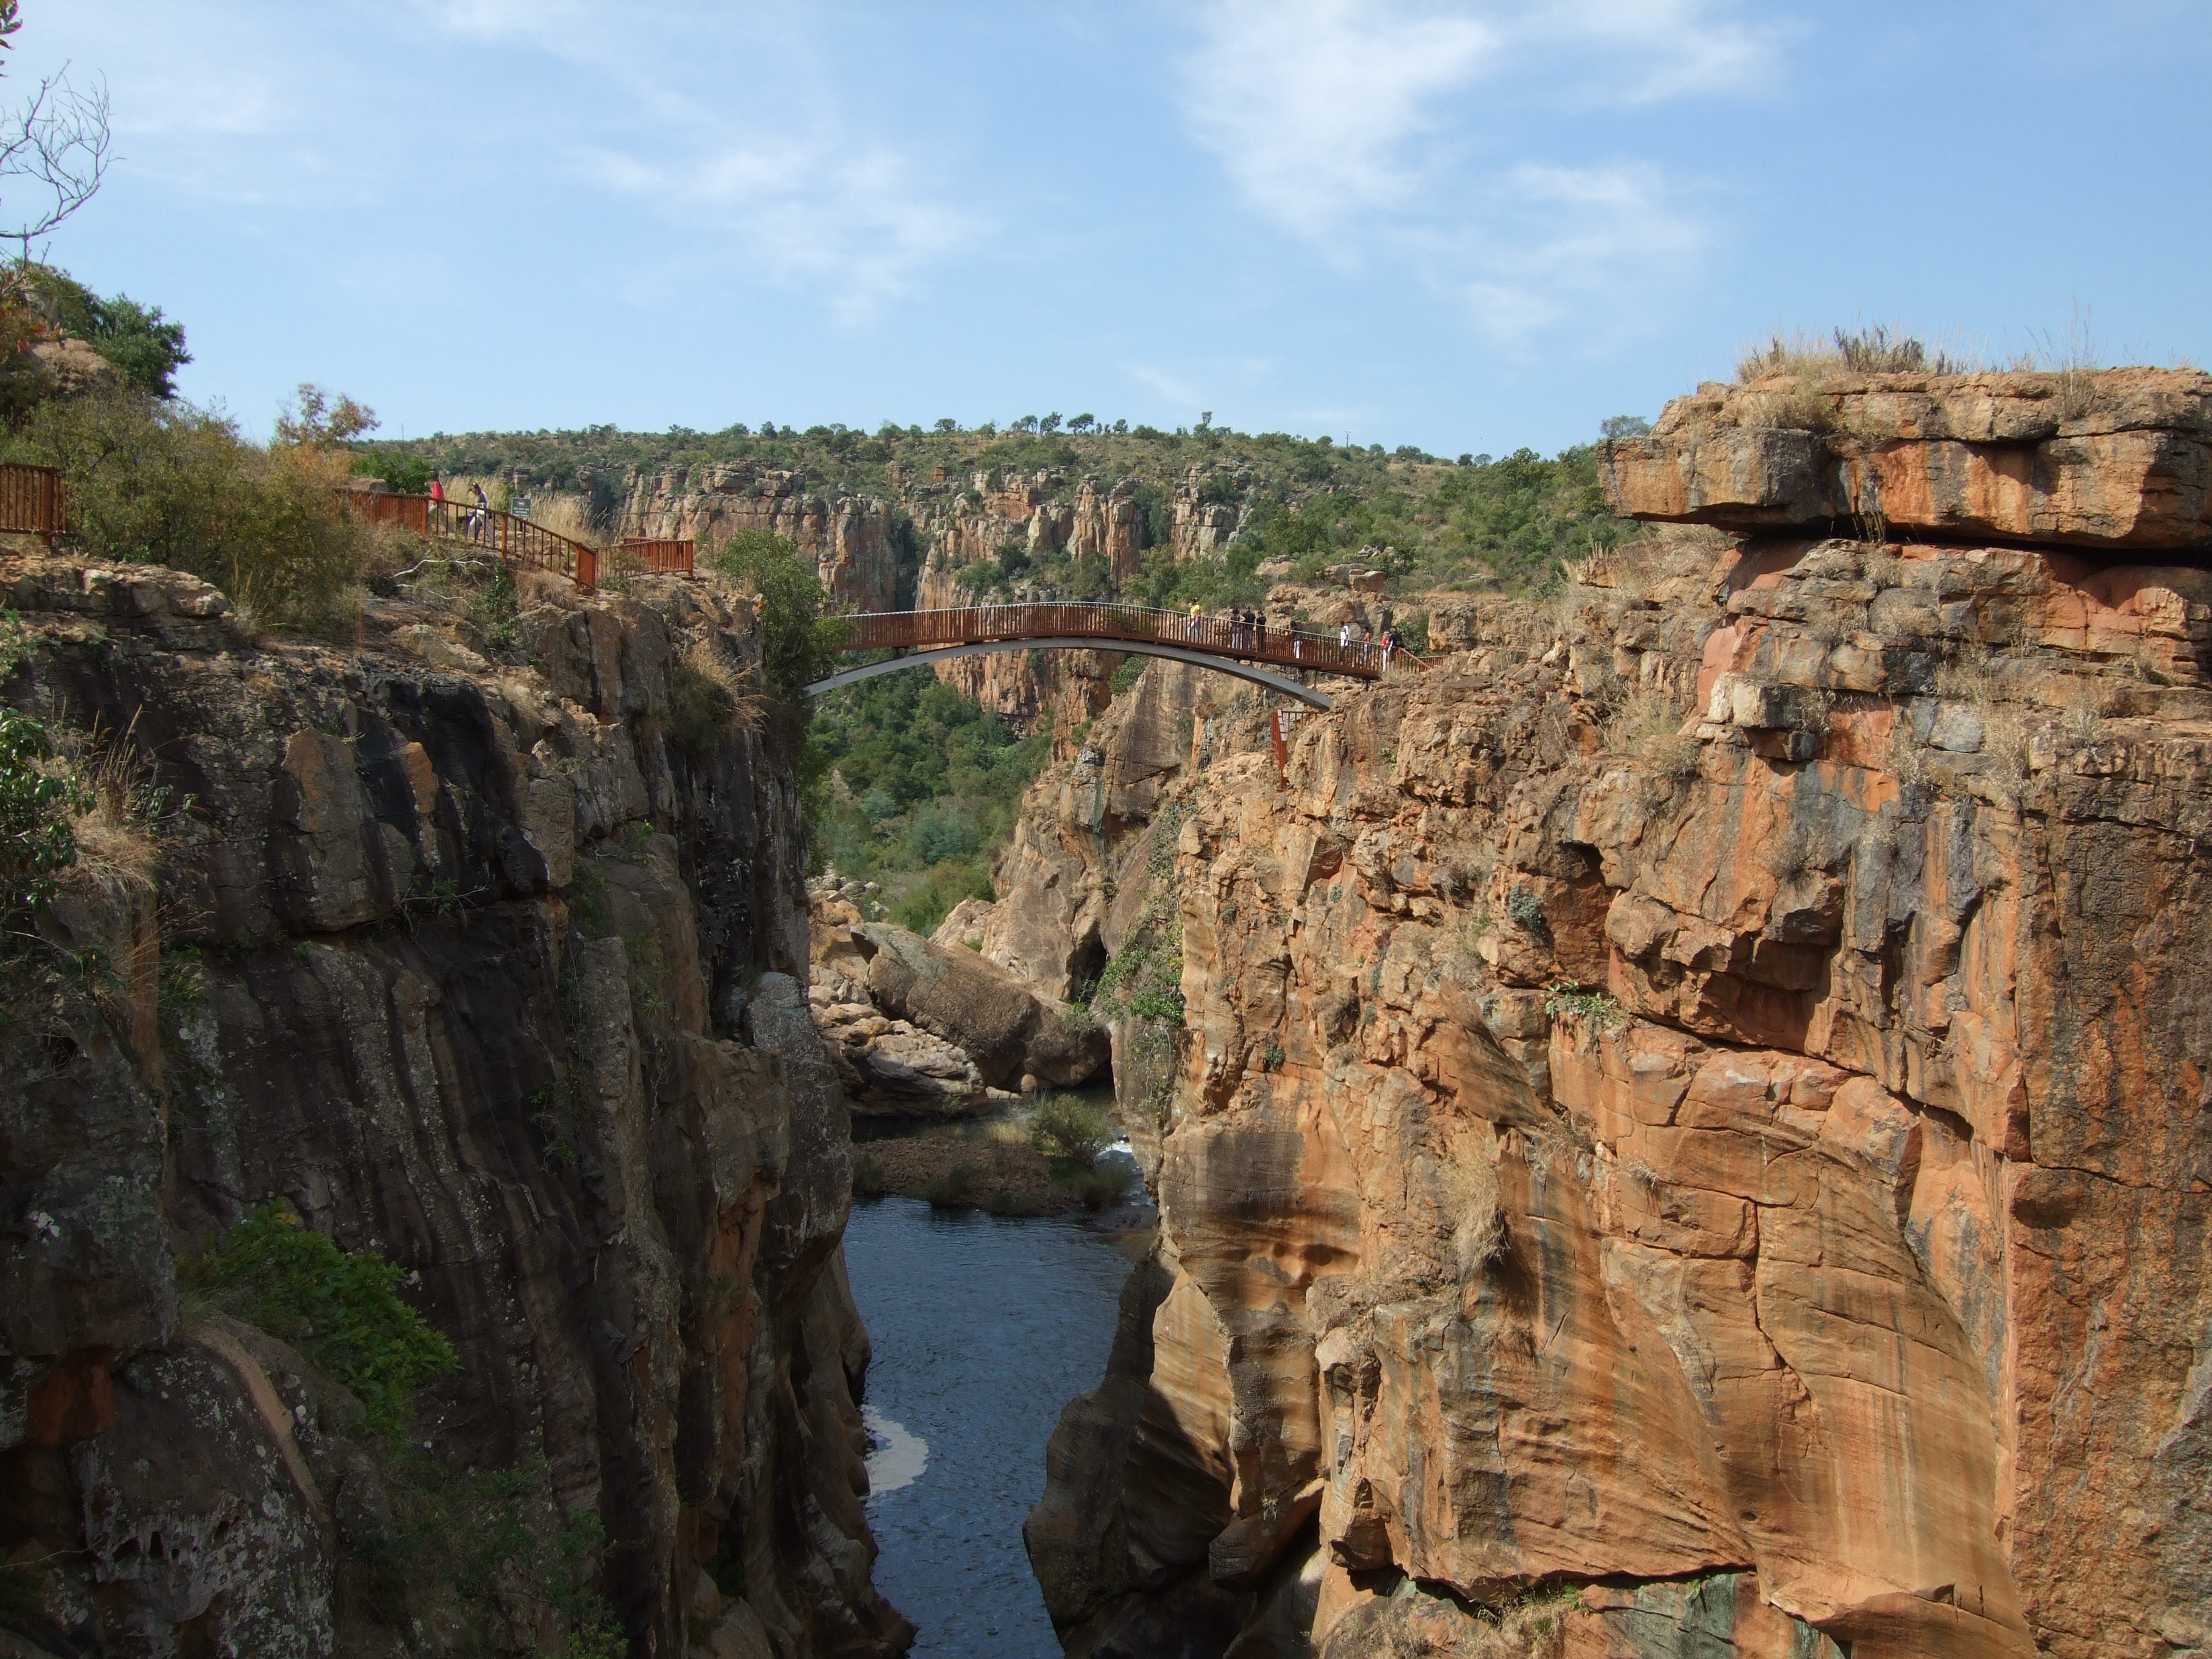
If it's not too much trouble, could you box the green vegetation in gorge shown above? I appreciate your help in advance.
[805,668,1049,935]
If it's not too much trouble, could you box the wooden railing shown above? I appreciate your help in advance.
[0,462,66,540]
[336,490,605,590]
[838,603,1403,680]
[611,537,695,579]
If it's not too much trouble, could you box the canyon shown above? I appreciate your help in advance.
[4,363,2209,1659]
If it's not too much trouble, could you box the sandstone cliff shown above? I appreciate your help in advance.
[0,558,910,1658]
[1025,370,2212,1659]
[620,462,905,612]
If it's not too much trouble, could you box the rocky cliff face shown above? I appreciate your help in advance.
[0,557,910,1658]
[620,462,904,612]
[1024,371,2212,1659]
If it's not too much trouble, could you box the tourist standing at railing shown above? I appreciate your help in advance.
[468,482,490,543]
[1189,599,1201,642]
[1382,627,1398,671]
[429,472,446,505]
[1360,623,1373,664]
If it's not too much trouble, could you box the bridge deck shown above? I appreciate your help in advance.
[839,603,1385,680]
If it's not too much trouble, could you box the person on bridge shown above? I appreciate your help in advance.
[429,472,446,505]
[1189,599,1202,641]
[1339,620,1352,654]
[468,482,490,542]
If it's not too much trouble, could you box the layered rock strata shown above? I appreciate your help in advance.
[1603,366,2212,550]
[0,557,910,1658]
[1027,371,2212,1659]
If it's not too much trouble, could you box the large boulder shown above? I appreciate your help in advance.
[858,924,1108,1089]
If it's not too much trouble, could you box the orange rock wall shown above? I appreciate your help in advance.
[1029,534,2212,1659]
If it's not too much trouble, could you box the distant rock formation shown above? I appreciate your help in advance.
[620,460,901,609]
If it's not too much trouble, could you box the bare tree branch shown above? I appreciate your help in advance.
[0,65,114,263]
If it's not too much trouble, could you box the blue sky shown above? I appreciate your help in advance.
[22,1,2212,456]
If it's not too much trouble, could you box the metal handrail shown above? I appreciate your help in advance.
[0,462,66,540]
[611,537,695,578]
[335,490,605,590]
[837,603,1407,679]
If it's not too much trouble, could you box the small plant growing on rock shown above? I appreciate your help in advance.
[1505,887,1546,932]
[1544,980,1625,1033]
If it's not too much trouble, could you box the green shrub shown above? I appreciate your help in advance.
[1030,1096,1116,1168]
[708,530,849,698]
[852,1154,886,1198]
[1056,1165,1135,1211]
[0,707,87,936]
[382,1456,623,1658]
[923,1163,983,1209]
[1,387,373,619]
[182,1202,458,1438]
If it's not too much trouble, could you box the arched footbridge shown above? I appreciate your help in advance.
[808,603,1409,710]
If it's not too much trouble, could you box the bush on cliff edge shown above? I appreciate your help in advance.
[182,1201,458,1440]
[2,384,374,622]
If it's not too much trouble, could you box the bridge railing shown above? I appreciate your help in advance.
[0,462,66,540]
[840,602,1396,678]
[336,490,604,589]
[610,536,695,579]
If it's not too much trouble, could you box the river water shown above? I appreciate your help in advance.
[843,1195,1140,1658]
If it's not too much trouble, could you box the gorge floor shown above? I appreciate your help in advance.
[842,1197,1144,1658]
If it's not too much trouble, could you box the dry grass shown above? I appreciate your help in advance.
[1605,686,1699,779]
[1737,324,1971,383]
[668,644,772,752]
[1433,1145,1504,1280]
[52,716,168,899]
[1934,650,2031,791]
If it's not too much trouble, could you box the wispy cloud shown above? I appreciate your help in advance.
[1176,0,1774,345]
[1180,0,1497,242]
[587,136,985,325]
[1448,161,1704,348]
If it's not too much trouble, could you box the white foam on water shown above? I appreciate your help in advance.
[864,1406,929,1495]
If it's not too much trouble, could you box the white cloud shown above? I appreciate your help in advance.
[1446,162,1704,348]
[1125,361,1206,407]
[1176,0,1773,346]
[1181,0,1496,241]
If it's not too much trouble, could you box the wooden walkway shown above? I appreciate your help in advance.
[335,489,691,591]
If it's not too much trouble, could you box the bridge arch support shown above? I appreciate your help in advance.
[805,638,1336,709]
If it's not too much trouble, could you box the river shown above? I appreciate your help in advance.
[843,1194,1141,1658]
